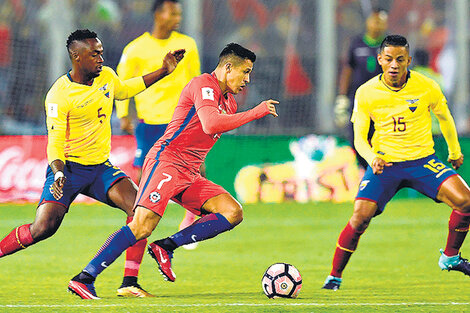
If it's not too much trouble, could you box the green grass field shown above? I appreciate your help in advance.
[0,199,469,312]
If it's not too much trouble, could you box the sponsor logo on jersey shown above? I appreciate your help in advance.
[359,180,370,191]
[149,191,161,203]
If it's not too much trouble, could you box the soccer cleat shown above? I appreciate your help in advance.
[116,284,155,297]
[148,242,176,282]
[68,278,100,300]
[438,249,470,276]
[322,275,342,290]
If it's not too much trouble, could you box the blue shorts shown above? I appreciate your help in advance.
[39,160,128,210]
[134,122,168,167]
[356,154,458,215]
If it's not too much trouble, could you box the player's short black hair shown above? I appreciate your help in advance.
[218,43,256,66]
[152,0,179,13]
[66,29,98,51]
[380,35,409,52]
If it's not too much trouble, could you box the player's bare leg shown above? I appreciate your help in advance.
[106,177,154,297]
[179,163,206,250]
[0,202,66,257]
[436,175,470,275]
[323,199,377,290]
[149,193,242,282]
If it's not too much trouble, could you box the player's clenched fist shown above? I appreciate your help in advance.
[261,99,279,117]
[448,154,464,170]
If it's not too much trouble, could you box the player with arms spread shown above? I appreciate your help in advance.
[68,42,278,299]
[0,29,184,298]
[323,35,470,290]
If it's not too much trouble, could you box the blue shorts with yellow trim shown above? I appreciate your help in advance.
[356,154,457,215]
[134,122,168,167]
[39,160,127,210]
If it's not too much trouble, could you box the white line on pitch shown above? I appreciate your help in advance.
[1,302,469,308]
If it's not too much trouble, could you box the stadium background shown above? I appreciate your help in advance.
[0,0,469,202]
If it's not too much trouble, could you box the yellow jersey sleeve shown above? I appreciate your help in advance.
[45,79,70,164]
[351,87,377,165]
[109,67,146,101]
[430,82,462,160]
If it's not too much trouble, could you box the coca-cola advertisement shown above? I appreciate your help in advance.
[0,136,138,203]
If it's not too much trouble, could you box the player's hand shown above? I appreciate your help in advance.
[162,49,186,74]
[261,99,279,117]
[120,116,134,135]
[50,175,66,200]
[448,154,464,170]
[371,157,392,175]
[334,95,350,128]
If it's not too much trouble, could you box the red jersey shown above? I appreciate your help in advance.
[146,72,269,172]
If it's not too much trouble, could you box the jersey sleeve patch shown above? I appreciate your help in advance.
[47,102,59,118]
[201,87,215,100]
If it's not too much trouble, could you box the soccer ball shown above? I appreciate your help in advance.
[261,263,302,298]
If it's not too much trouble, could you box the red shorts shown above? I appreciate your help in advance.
[135,159,228,216]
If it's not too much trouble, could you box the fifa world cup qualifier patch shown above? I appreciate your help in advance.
[201,87,214,100]
[149,192,161,203]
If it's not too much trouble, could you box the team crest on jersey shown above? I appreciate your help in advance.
[99,84,108,91]
[359,180,370,191]
[406,99,419,112]
[218,104,227,114]
[149,192,161,203]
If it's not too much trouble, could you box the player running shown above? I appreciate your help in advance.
[68,42,278,299]
[323,35,470,291]
[0,29,184,298]
[115,0,202,256]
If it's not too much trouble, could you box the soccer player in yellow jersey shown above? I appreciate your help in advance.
[0,29,184,298]
[115,0,201,253]
[323,35,470,290]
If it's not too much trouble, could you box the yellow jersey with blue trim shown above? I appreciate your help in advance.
[351,70,461,165]
[45,66,146,165]
[115,31,201,124]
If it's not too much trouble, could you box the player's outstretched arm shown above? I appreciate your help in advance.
[49,159,66,200]
[142,49,186,88]
[198,99,278,135]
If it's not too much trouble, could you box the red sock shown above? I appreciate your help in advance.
[124,216,147,278]
[444,210,470,256]
[330,222,364,278]
[0,224,34,257]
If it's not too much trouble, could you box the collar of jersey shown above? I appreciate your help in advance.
[379,71,411,92]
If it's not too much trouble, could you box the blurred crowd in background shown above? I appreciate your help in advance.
[0,0,464,137]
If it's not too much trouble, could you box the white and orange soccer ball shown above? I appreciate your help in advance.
[261,263,302,298]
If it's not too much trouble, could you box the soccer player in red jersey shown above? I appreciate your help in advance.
[68,43,278,299]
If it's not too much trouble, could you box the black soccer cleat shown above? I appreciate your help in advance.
[322,275,342,290]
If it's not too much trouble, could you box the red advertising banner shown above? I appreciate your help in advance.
[0,135,138,203]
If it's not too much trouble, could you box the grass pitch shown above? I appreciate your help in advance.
[0,199,469,312]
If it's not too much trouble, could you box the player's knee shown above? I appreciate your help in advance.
[454,193,470,213]
[225,202,243,226]
[128,220,154,241]
[30,220,60,241]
